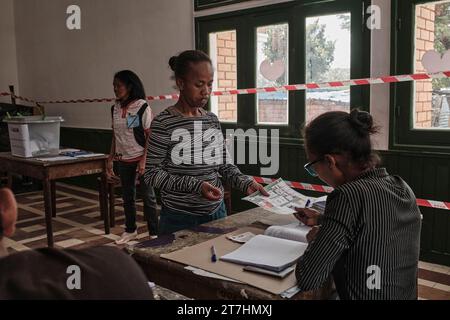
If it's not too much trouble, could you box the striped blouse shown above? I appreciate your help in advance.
[295,168,422,300]
[143,106,253,215]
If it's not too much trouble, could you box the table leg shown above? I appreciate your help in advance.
[43,178,54,247]
[51,180,56,217]
[98,178,106,220]
[100,173,110,234]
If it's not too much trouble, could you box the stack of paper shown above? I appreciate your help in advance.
[220,234,307,273]
[243,178,327,215]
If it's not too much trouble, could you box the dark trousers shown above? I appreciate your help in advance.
[117,161,158,235]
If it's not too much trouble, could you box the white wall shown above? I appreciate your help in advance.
[0,0,19,95]
[13,0,194,129]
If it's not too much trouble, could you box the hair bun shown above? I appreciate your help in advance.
[349,109,376,135]
[168,56,178,71]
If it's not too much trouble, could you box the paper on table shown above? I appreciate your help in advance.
[243,265,295,278]
[264,222,312,243]
[59,148,80,153]
[184,266,243,283]
[34,156,75,162]
[73,153,105,158]
[227,232,256,243]
[220,234,308,272]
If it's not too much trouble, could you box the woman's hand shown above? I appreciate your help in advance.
[306,226,320,243]
[201,182,222,201]
[106,158,119,182]
[293,208,321,226]
[136,158,146,176]
[246,182,269,196]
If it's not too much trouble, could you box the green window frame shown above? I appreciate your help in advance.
[196,0,371,140]
[391,0,450,152]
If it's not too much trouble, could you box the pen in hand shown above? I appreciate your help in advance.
[211,245,217,263]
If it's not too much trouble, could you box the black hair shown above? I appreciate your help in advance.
[168,50,212,79]
[113,70,146,107]
[303,109,380,167]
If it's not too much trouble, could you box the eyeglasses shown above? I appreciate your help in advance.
[304,157,324,177]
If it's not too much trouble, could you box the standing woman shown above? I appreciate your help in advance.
[107,70,158,244]
[143,50,267,235]
[294,109,422,299]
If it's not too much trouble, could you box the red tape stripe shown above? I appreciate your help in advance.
[1,70,450,105]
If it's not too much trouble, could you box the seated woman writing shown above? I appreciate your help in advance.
[143,50,267,235]
[294,109,421,300]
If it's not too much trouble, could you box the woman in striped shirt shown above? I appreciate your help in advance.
[294,110,422,299]
[143,50,267,235]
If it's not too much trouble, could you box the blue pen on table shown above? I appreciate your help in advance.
[211,245,217,263]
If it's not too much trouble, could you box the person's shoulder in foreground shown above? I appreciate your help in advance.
[0,245,154,300]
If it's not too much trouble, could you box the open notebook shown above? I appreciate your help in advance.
[220,222,311,277]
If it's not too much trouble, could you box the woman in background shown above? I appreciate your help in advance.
[143,50,267,235]
[294,109,421,300]
[107,70,158,244]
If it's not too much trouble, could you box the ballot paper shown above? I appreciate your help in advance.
[243,178,327,214]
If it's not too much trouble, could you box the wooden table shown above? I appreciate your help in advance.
[128,207,334,300]
[0,152,110,247]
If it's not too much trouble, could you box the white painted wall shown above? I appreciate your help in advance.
[0,0,19,95]
[12,0,194,129]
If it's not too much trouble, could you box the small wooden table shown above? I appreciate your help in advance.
[129,207,334,300]
[0,152,110,247]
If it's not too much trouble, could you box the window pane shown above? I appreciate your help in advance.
[414,1,450,129]
[305,13,351,123]
[256,23,289,125]
[209,30,237,122]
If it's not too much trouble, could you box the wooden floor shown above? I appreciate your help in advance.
[3,183,450,300]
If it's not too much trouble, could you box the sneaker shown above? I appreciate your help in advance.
[115,231,138,245]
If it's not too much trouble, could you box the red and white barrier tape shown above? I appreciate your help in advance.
[1,70,450,104]
[252,176,450,211]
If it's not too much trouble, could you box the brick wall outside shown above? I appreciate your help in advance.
[258,100,288,123]
[215,31,237,121]
[306,99,350,124]
[415,4,436,128]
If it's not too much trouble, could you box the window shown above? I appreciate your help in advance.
[196,0,369,139]
[392,0,450,150]
[209,30,237,122]
[305,13,351,123]
[414,1,450,129]
[256,23,289,125]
